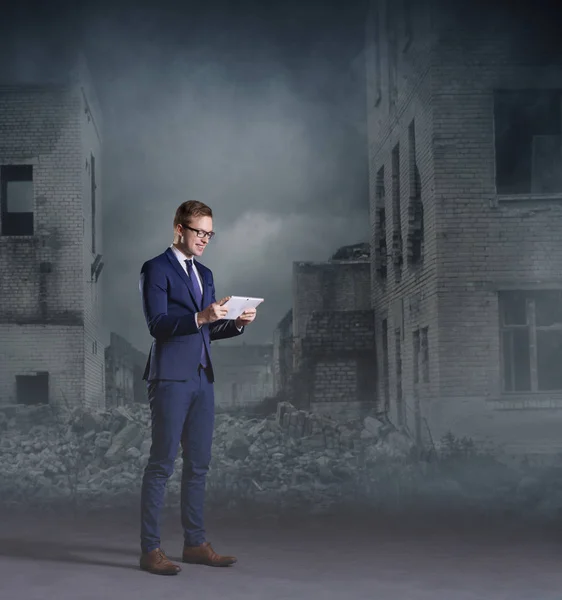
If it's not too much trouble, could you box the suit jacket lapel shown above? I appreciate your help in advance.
[194,260,208,308]
[165,247,202,311]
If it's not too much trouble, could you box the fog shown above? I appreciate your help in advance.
[3,2,562,597]
[99,46,369,349]
[0,1,370,349]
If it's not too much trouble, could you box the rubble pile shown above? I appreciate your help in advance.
[0,402,559,517]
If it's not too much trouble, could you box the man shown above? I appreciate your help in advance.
[138,200,257,575]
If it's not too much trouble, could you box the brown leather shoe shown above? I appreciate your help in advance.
[182,542,237,567]
[140,548,182,575]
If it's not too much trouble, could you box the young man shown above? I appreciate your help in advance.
[138,200,257,575]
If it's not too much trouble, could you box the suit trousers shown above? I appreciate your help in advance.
[140,367,214,553]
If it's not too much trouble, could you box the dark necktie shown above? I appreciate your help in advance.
[185,259,208,368]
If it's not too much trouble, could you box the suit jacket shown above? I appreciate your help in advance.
[140,247,243,383]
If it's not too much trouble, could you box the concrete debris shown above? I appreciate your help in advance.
[0,402,557,518]
[105,422,144,463]
[330,242,370,261]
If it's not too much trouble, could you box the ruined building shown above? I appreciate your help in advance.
[365,0,562,453]
[105,332,148,408]
[0,63,105,409]
[273,243,376,421]
[212,343,273,410]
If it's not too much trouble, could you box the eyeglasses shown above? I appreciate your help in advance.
[182,225,215,240]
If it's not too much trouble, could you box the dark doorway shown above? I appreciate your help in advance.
[16,371,49,404]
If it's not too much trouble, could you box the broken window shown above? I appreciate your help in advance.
[500,290,562,392]
[395,328,404,425]
[494,90,562,196]
[91,153,97,253]
[421,326,429,383]
[413,326,429,385]
[413,329,420,385]
[381,318,390,412]
[16,371,49,404]
[1,164,34,236]
[374,166,387,280]
[407,120,424,265]
[391,144,403,277]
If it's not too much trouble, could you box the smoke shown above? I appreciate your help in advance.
[76,4,370,350]
[0,2,369,351]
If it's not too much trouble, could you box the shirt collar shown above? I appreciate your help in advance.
[170,244,193,265]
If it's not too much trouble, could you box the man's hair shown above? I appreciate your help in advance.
[173,200,213,228]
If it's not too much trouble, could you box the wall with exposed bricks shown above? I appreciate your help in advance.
[0,77,105,409]
[366,0,562,453]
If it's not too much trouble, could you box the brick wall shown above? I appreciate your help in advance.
[275,256,374,419]
[0,86,83,323]
[431,48,562,397]
[302,309,375,354]
[297,309,376,419]
[293,260,371,340]
[80,78,105,410]
[366,0,562,452]
[366,0,439,439]
[0,325,84,405]
[430,6,562,447]
[0,75,105,410]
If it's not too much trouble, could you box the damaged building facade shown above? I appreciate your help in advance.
[365,0,562,453]
[212,343,274,410]
[273,243,376,421]
[0,64,106,409]
[104,331,148,408]
[272,309,293,396]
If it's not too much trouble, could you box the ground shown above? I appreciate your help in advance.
[1,506,561,600]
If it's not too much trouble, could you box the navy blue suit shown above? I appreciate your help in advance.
[139,246,243,552]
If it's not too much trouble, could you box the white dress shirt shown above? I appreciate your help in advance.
[169,244,242,332]
[170,244,203,292]
[170,244,204,329]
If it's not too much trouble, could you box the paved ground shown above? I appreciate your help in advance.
[1,507,562,600]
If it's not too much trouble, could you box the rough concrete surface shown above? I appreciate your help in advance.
[1,508,562,600]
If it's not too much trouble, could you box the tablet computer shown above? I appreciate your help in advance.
[222,296,264,320]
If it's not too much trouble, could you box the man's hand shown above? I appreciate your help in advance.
[197,296,231,326]
[235,307,257,329]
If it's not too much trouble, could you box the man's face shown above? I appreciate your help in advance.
[177,215,214,258]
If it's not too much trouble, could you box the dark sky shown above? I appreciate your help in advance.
[1,0,369,352]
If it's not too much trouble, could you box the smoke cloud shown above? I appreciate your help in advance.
[0,1,368,350]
